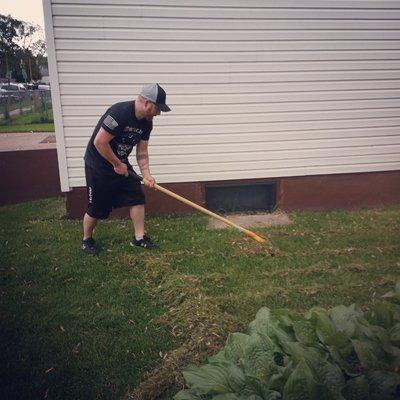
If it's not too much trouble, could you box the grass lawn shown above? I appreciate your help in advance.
[1,198,399,399]
[0,110,55,133]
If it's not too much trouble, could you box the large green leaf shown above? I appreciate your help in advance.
[389,323,400,347]
[248,308,294,348]
[364,325,400,367]
[328,346,361,376]
[242,333,280,382]
[394,305,400,323]
[330,305,363,339]
[268,372,286,394]
[341,375,370,400]
[249,308,273,336]
[283,342,327,366]
[283,342,345,398]
[209,350,230,364]
[306,308,334,335]
[312,359,345,399]
[382,280,400,305]
[243,375,282,399]
[366,301,395,330]
[292,318,319,346]
[282,360,335,400]
[273,309,297,329]
[352,339,391,371]
[182,361,246,395]
[224,333,252,363]
[366,370,400,400]
[306,307,347,347]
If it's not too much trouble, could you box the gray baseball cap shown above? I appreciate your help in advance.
[140,83,171,112]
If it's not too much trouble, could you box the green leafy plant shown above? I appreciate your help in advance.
[175,282,400,400]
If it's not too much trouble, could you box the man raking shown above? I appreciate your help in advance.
[81,83,171,255]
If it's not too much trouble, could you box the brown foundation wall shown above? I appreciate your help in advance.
[278,171,400,211]
[0,149,62,206]
[66,170,400,218]
[67,182,204,219]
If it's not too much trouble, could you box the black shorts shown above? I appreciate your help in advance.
[85,165,145,219]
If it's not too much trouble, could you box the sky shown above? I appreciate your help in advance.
[1,0,45,29]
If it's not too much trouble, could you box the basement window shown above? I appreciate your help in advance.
[205,182,277,213]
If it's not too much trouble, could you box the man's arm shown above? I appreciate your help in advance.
[93,127,128,176]
[136,139,155,187]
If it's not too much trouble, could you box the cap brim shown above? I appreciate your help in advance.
[157,104,171,112]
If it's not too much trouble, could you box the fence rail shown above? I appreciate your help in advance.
[0,90,52,121]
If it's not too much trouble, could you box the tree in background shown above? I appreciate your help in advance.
[0,14,47,82]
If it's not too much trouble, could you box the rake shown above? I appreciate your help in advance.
[128,171,278,255]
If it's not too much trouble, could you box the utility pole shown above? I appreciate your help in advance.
[28,57,32,82]
[6,54,10,85]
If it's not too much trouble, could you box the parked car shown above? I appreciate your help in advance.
[0,83,27,91]
[0,88,7,100]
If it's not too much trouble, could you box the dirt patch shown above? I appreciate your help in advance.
[207,212,292,230]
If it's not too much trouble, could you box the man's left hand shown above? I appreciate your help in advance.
[142,174,156,188]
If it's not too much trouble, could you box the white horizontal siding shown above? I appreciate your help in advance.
[65,141,400,167]
[55,40,400,52]
[51,4,400,19]
[55,29,400,42]
[61,109,400,127]
[50,0,400,7]
[56,50,400,63]
[53,16,400,30]
[67,154,400,172]
[61,99,400,115]
[64,126,400,144]
[57,71,400,85]
[45,0,400,188]
[68,163,400,187]
[57,61,400,74]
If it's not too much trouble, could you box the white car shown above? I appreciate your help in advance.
[0,83,26,91]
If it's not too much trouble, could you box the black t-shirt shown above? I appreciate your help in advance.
[84,101,152,171]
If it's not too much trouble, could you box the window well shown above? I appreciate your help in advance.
[205,182,277,213]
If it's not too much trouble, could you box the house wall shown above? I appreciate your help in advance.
[44,1,400,196]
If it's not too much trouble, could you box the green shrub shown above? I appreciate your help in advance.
[175,282,400,400]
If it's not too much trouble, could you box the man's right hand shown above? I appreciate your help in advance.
[114,162,128,176]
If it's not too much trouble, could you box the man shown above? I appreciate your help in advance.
[81,83,171,255]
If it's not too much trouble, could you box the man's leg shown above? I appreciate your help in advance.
[83,212,98,240]
[130,204,145,239]
[82,212,100,254]
[129,204,157,250]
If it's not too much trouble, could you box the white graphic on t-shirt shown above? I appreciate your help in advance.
[116,143,132,158]
[124,127,143,134]
[121,126,142,145]
[103,115,118,130]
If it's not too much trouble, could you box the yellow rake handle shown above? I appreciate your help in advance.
[129,171,276,253]
[153,182,267,244]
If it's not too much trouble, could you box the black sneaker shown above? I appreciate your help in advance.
[82,238,100,255]
[131,235,158,250]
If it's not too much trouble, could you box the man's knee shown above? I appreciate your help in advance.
[86,207,111,220]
